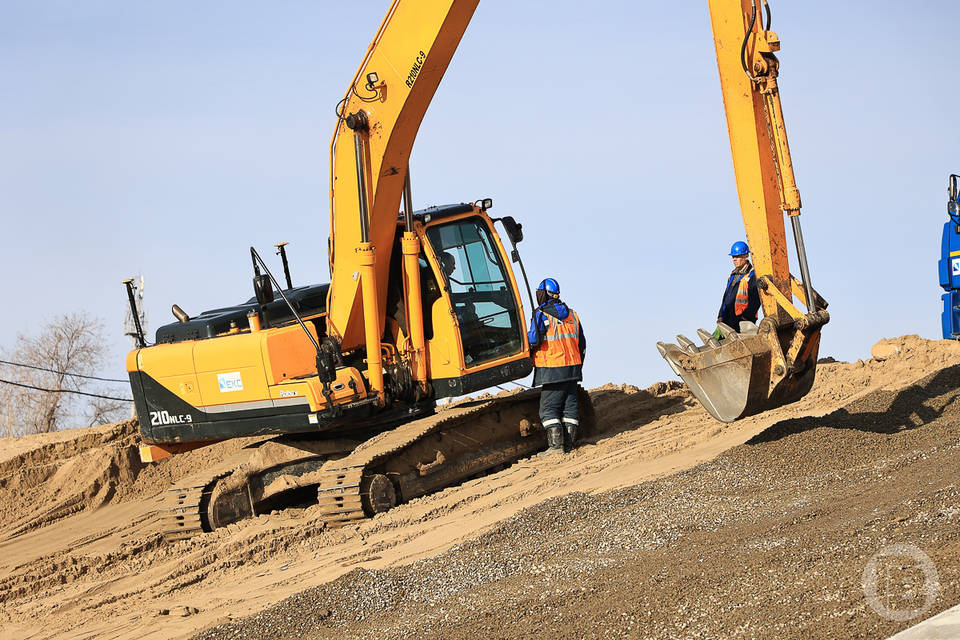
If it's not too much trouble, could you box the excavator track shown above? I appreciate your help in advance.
[158,439,357,542]
[316,390,575,527]
[158,451,252,542]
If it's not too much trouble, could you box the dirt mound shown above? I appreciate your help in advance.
[0,420,269,543]
[114,435,270,503]
[0,420,142,539]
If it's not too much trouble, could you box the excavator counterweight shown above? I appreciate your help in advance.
[658,0,829,422]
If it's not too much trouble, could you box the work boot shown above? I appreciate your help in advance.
[563,420,579,452]
[537,425,564,457]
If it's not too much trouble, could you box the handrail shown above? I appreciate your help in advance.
[249,247,322,358]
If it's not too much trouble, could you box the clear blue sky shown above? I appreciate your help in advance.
[1,1,957,392]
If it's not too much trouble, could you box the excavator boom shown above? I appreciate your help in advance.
[327,0,479,353]
[657,0,829,422]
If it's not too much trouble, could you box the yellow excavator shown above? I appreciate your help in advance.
[129,0,556,540]
[657,0,828,422]
[125,0,827,541]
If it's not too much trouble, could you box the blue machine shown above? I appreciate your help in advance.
[938,174,960,338]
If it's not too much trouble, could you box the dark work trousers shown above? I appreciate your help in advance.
[539,380,580,430]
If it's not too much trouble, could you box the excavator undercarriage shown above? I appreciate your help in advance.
[159,388,594,541]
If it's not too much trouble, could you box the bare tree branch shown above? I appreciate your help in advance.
[0,313,127,435]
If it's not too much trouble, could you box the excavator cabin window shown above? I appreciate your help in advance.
[426,217,523,367]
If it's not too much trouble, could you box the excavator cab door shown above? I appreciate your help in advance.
[426,216,524,366]
[419,212,532,398]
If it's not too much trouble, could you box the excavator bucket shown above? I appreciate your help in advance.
[657,319,822,423]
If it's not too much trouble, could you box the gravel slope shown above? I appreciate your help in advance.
[193,361,960,640]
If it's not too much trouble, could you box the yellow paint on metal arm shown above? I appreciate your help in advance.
[327,0,480,352]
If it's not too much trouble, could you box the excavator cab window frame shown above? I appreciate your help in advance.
[422,214,525,369]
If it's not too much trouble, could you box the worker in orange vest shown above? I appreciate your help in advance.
[528,278,586,455]
[718,241,761,332]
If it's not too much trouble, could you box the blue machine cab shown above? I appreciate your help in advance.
[938,174,960,338]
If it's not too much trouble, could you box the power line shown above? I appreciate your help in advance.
[0,359,128,383]
[0,378,133,402]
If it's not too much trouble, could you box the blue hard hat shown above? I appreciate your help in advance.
[729,241,749,257]
[537,278,560,295]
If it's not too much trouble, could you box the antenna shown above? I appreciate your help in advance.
[123,275,147,348]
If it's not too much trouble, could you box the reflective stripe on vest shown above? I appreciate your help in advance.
[733,271,754,315]
[532,309,582,369]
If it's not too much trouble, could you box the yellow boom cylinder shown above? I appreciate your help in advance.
[401,232,428,389]
[761,78,802,215]
[358,242,384,401]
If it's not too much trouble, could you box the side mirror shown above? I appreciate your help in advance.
[500,216,524,244]
[950,175,959,204]
[253,274,274,305]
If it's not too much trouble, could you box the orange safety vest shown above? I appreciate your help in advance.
[532,309,583,369]
[734,271,753,316]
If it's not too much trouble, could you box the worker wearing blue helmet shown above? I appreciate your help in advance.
[717,241,761,332]
[528,277,586,455]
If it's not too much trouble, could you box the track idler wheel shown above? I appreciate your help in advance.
[207,481,256,530]
[361,473,397,516]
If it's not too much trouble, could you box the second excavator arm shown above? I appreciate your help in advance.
[658,0,829,422]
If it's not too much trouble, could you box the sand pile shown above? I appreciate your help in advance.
[197,360,960,640]
[114,435,270,503]
[0,419,142,539]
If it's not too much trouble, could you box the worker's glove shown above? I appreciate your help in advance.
[712,326,724,341]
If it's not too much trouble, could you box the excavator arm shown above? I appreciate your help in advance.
[326,0,480,400]
[658,0,829,422]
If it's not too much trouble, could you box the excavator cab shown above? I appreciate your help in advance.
[412,204,533,398]
[426,217,524,364]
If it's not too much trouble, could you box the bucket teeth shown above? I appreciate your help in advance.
[675,334,699,354]
[696,328,720,349]
[716,322,738,340]
[655,342,683,376]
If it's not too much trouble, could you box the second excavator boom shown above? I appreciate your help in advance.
[657,0,829,422]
